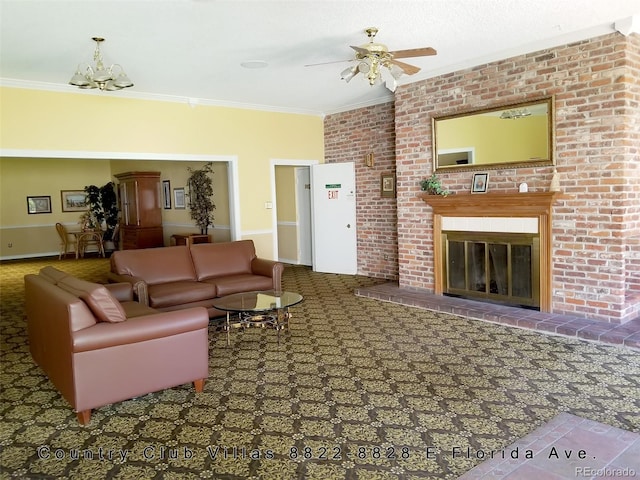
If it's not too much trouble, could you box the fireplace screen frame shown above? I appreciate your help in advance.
[443,231,540,308]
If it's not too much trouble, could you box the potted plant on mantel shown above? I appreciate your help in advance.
[420,173,451,196]
[187,162,216,235]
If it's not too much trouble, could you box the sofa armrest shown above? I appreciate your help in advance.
[251,258,284,292]
[72,307,209,353]
[105,282,134,302]
[108,272,149,305]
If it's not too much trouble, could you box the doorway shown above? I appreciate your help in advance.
[271,159,317,265]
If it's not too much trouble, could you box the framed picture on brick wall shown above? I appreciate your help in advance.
[381,173,396,198]
[471,173,489,194]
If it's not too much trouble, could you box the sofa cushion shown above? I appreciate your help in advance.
[57,276,127,323]
[190,240,255,281]
[207,274,274,297]
[110,246,197,285]
[39,266,69,284]
[148,281,217,309]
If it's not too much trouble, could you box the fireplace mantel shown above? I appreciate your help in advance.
[419,191,570,217]
[419,191,570,312]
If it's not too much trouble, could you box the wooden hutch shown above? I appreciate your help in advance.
[115,171,164,249]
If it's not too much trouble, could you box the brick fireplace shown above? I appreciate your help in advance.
[421,192,568,312]
[325,30,640,324]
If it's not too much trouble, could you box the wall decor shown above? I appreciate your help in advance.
[61,190,89,212]
[174,187,186,209]
[381,173,396,198]
[471,173,489,194]
[27,196,52,214]
[162,180,171,209]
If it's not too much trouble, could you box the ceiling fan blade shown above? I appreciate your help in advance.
[389,47,437,59]
[389,59,421,75]
[350,45,370,55]
[305,59,353,67]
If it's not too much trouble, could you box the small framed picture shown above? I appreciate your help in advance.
[471,173,489,194]
[27,196,52,214]
[174,187,186,209]
[162,180,171,209]
[381,173,396,198]
[61,190,89,212]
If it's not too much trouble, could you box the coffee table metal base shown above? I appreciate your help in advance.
[224,308,292,346]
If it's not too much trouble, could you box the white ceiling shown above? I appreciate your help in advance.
[1,1,638,116]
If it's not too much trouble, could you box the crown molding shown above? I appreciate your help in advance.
[0,78,325,117]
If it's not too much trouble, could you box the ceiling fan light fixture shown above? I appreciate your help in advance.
[69,37,133,92]
[340,65,358,83]
[389,64,404,80]
[357,58,371,74]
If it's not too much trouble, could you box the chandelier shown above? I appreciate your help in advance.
[69,37,133,91]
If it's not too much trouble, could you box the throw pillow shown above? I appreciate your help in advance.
[58,276,127,323]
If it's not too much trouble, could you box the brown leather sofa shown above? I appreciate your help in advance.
[108,240,284,317]
[24,266,209,425]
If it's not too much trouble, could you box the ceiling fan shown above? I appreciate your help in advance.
[307,27,437,92]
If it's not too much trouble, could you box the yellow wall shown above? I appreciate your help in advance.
[0,86,324,259]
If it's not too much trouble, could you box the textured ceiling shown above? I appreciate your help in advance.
[1,1,638,115]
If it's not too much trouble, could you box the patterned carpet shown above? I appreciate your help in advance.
[1,258,639,479]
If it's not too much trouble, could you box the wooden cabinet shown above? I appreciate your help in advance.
[115,171,164,249]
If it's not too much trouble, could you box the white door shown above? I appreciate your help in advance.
[311,162,357,274]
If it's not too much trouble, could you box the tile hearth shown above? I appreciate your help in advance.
[355,283,640,351]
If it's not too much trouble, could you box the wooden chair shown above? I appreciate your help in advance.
[77,230,105,258]
[55,223,78,259]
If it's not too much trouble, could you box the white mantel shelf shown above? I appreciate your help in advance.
[419,191,572,313]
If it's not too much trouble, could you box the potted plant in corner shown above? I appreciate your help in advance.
[420,173,451,196]
[84,182,119,252]
[187,163,216,235]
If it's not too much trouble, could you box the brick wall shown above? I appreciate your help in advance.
[325,31,639,323]
[394,32,640,323]
[324,103,398,280]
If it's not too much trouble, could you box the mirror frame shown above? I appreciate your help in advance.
[432,96,555,173]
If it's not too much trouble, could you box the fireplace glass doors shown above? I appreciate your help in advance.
[443,232,540,309]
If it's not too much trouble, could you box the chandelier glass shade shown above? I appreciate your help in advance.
[69,37,133,91]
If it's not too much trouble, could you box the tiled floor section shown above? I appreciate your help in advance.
[458,413,640,479]
[355,283,640,350]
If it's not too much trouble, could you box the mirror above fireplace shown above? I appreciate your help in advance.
[433,97,554,172]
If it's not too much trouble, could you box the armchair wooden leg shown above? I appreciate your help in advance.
[194,379,205,392]
[77,410,91,425]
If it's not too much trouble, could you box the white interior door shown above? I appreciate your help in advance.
[311,162,357,274]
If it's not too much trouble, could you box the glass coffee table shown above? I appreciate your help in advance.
[212,290,303,345]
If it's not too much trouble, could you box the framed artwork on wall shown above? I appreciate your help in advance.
[27,196,52,214]
[471,173,489,194]
[162,180,171,209]
[381,173,396,198]
[174,187,186,209]
[61,190,89,212]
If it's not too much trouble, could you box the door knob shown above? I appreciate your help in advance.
[347,224,351,228]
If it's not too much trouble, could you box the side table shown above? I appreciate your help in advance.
[171,233,211,247]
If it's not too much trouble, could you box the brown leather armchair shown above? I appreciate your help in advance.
[25,268,209,424]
